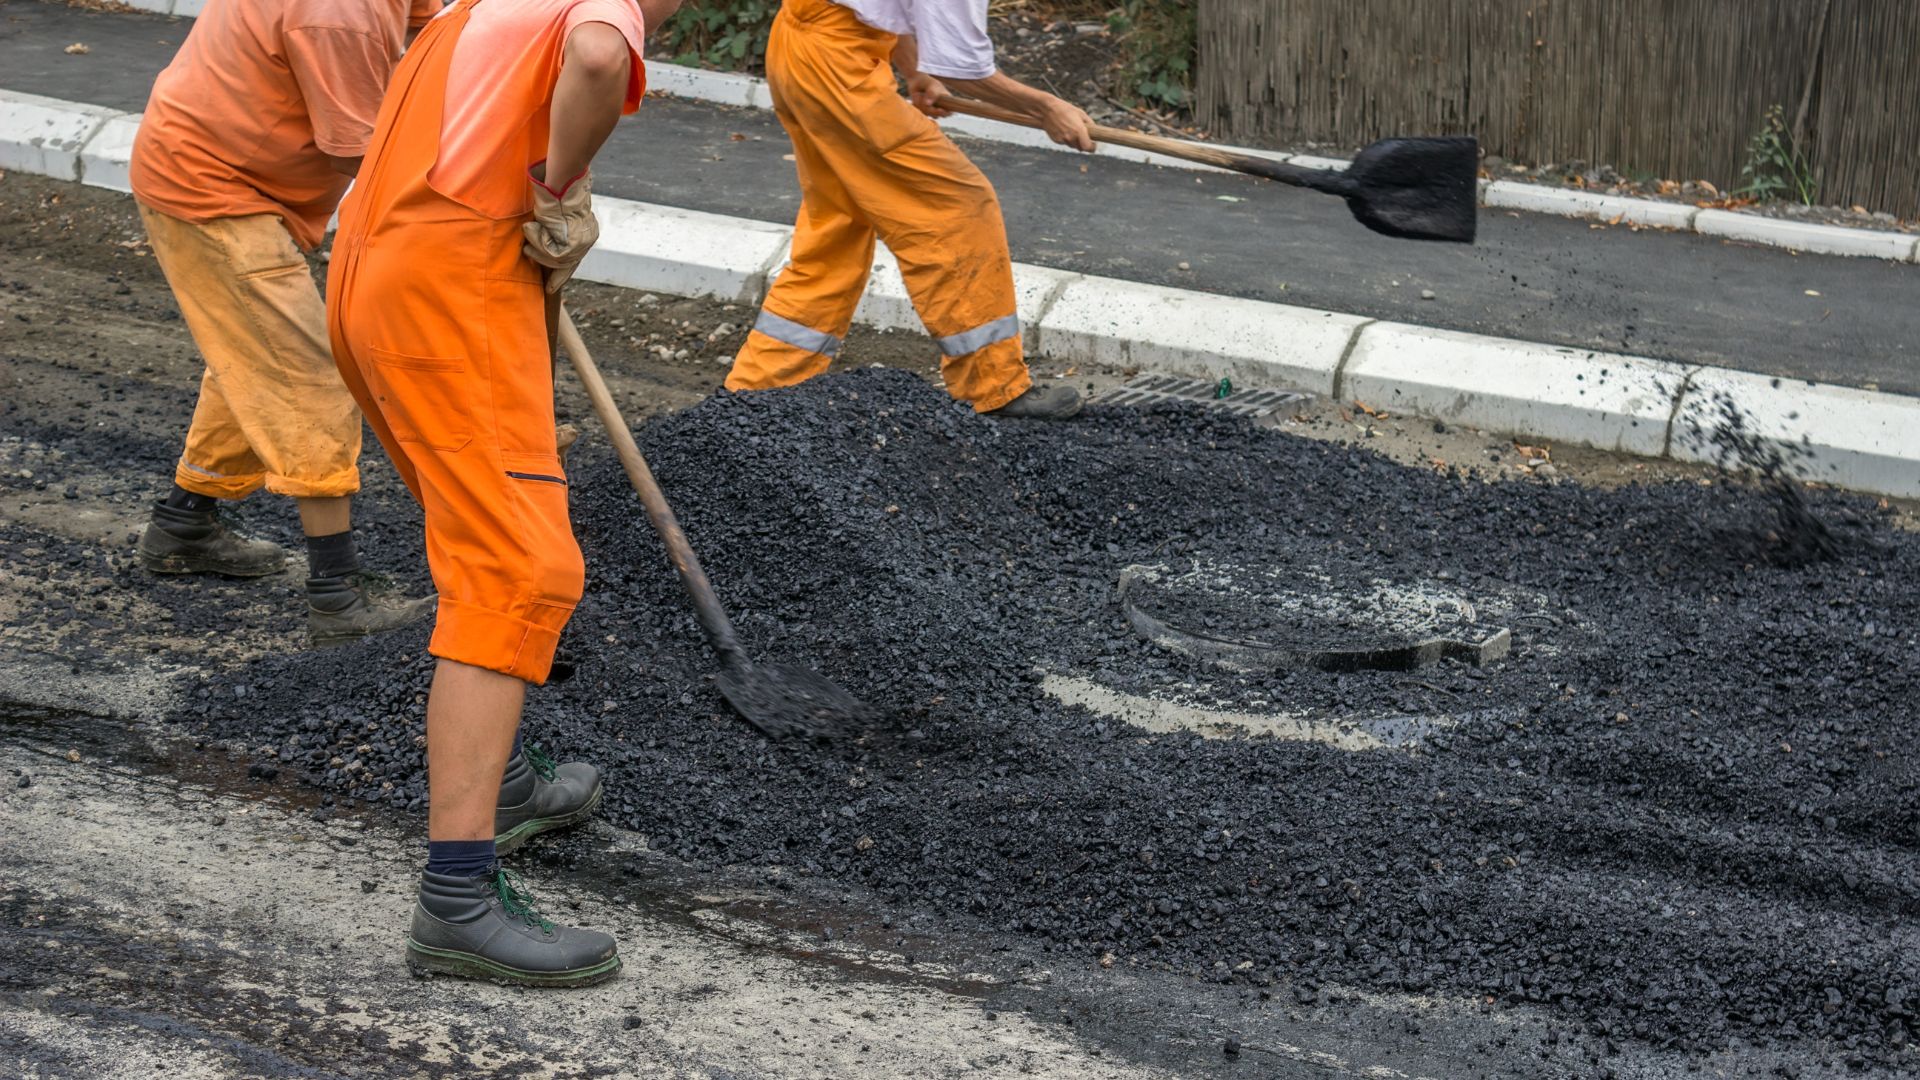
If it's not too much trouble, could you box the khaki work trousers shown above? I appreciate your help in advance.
[140,204,361,499]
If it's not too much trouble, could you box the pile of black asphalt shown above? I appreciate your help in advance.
[176,369,1918,1068]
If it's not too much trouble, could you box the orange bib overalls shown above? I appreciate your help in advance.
[726,0,1033,412]
[327,0,581,684]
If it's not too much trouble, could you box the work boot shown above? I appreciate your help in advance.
[495,744,604,855]
[307,571,434,647]
[406,865,621,987]
[987,383,1083,420]
[139,502,287,577]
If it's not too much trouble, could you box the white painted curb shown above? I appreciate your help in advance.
[78,3,1920,261]
[79,112,141,193]
[0,89,117,183]
[6,91,1919,500]
[1670,369,1920,499]
[578,197,791,305]
[1037,277,1366,397]
[1693,210,1920,261]
[1483,180,1699,230]
[1340,325,1690,458]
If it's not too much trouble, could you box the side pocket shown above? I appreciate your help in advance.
[363,346,475,453]
[501,451,584,610]
[848,60,935,156]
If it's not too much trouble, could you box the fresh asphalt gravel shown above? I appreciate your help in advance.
[164,370,1920,1071]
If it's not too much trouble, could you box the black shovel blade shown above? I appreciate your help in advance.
[1342,136,1480,244]
[718,661,872,741]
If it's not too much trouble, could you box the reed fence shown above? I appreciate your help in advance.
[1195,0,1920,217]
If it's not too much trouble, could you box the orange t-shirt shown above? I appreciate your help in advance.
[428,0,648,220]
[131,0,440,249]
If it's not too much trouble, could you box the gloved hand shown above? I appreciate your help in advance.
[522,164,599,293]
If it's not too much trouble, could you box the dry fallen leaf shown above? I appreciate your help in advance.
[65,42,91,55]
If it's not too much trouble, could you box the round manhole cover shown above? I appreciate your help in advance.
[1119,562,1511,673]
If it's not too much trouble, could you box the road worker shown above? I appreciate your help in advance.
[129,0,440,644]
[727,0,1096,419]
[327,0,678,986]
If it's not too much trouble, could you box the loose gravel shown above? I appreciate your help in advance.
[179,369,1919,1068]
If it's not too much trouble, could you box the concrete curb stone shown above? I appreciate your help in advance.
[1693,209,1920,261]
[1483,180,1700,230]
[78,112,142,193]
[0,89,119,183]
[1341,324,1693,459]
[1670,368,1920,499]
[1036,277,1366,397]
[5,89,1919,500]
[576,197,792,305]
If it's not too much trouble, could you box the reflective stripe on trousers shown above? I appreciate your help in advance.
[935,313,1020,358]
[753,309,843,359]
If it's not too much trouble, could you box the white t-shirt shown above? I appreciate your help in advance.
[836,0,996,80]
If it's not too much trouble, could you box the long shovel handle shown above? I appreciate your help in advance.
[557,304,745,663]
[932,95,1352,197]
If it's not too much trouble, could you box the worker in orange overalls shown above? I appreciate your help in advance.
[129,0,441,644]
[727,0,1096,419]
[328,0,677,986]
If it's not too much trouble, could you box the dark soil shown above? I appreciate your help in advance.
[173,367,1920,1070]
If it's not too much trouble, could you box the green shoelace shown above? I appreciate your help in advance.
[491,866,555,932]
[524,743,559,783]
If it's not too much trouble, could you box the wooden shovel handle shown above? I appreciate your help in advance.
[557,304,745,662]
[931,94,1343,194]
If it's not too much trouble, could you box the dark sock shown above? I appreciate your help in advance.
[511,729,524,759]
[305,530,360,579]
[163,484,218,514]
[426,839,496,879]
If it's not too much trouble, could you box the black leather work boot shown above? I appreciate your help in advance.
[306,571,434,647]
[986,383,1084,419]
[139,501,287,577]
[406,865,620,987]
[495,744,604,855]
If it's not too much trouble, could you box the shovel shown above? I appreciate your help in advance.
[934,95,1479,244]
[556,304,870,740]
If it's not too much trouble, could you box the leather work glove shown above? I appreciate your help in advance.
[522,165,599,294]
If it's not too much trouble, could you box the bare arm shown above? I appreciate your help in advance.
[544,23,634,185]
[894,38,1094,152]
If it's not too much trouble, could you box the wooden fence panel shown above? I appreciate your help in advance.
[1196,0,1917,217]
